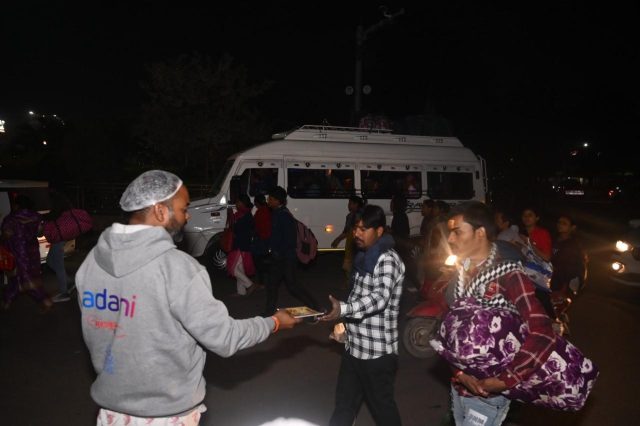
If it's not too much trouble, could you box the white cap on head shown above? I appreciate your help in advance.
[119,170,183,212]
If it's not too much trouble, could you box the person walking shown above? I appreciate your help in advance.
[226,194,258,296]
[331,195,365,287]
[390,193,415,290]
[551,214,587,296]
[262,186,320,317]
[76,170,300,425]
[419,199,435,240]
[1,195,53,312]
[389,193,410,240]
[550,214,588,334]
[519,206,556,320]
[320,205,405,426]
[252,194,272,288]
[442,202,556,425]
[44,190,76,303]
[521,206,552,261]
[494,208,520,244]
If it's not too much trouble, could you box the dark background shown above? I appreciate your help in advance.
[1,2,639,189]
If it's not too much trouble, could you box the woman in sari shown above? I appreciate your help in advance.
[1,195,53,312]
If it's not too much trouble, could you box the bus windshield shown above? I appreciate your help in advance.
[207,160,235,197]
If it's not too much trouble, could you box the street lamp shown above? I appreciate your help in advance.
[353,6,404,119]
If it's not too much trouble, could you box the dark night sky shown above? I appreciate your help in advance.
[2,2,639,164]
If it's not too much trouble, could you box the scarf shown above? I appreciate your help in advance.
[454,243,522,313]
[353,233,395,275]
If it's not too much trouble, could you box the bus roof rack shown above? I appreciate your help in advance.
[271,124,462,147]
[272,124,392,140]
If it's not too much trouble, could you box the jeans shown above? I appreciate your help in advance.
[329,352,401,426]
[46,241,69,294]
[451,385,510,426]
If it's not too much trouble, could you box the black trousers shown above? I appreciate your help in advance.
[254,253,270,286]
[264,255,319,316]
[329,352,402,426]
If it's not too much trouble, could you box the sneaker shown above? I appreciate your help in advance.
[52,292,71,303]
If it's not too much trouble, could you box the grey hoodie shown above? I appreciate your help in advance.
[76,223,274,417]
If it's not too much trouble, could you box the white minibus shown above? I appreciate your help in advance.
[182,125,487,259]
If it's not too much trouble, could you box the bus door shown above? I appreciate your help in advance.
[232,159,282,204]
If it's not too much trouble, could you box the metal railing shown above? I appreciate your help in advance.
[64,182,212,214]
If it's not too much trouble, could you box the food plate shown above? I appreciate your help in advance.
[283,306,324,318]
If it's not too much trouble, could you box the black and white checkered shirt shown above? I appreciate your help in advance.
[339,249,405,359]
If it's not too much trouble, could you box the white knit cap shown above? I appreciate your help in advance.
[119,170,183,212]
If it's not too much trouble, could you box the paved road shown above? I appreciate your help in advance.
[1,205,639,425]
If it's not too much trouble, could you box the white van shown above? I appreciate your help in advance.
[182,125,487,259]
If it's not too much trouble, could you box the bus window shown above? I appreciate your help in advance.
[427,171,474,200]
[238,168,278,199]
[360,170,422,199]
[287,168,355,199]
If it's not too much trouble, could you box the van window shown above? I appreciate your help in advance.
[427,171,474,200]
[360,170,422,199]
[287,168,355,199]
[239,168,279,197]
[0,188,51,212]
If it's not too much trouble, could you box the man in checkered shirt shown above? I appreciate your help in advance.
[320,204,405,426]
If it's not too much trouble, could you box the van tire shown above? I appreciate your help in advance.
[199,233,225,271]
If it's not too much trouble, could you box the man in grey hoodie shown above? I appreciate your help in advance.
[77,170,300,425]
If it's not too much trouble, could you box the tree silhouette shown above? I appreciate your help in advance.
[137,53,271,181]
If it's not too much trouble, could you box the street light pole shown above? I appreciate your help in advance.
[353,7,405,119]
[355,24,365,119]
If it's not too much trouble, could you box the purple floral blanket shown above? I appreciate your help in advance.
[430,297,599,412]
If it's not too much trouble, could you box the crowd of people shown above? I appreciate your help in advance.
[1,169,593,425]
[0,190,82,312]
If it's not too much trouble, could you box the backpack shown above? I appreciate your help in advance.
[495,240,553,293]
[294,219,318,264]
[520,240,553,293]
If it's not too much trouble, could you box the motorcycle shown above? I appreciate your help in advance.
[402,258,455,359]
[551,292,572,335]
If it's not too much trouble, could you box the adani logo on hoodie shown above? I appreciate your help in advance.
[82,289,137,318]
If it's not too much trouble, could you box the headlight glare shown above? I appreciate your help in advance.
[616,240,632,252]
